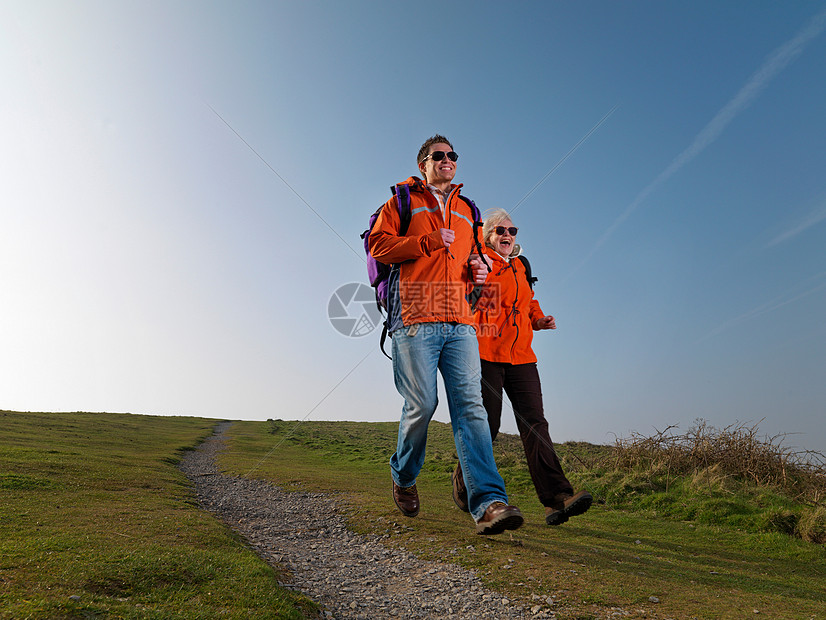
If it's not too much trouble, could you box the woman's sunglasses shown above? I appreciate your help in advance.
[422,150,459,163]
[495,226,518,236]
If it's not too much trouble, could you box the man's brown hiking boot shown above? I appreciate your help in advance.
[392,481,419,517]
[451,464,469,512]
[476,502,524,535]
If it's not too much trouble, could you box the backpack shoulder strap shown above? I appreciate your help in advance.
[458,194,491,273]
[390,184,412,236]
[458,195,481,223]
[516,255,538,289]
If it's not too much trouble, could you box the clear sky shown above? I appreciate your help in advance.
[3,1,825,455]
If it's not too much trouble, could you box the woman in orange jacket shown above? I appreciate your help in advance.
[453,208,592,526]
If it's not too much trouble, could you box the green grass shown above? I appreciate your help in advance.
[217,419,826,620]
[577,465,826,545]
[0,411,317,619]
[4,411,825,619]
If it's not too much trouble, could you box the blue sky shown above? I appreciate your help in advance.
[3,1,825,455]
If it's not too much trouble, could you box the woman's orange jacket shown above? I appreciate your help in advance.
[368,177,482,328]
[474,248,546,364]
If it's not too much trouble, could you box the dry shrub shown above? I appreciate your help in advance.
[762,508,800,536]
[614,419,826,505]
[797,506,826,544]
[689,463,735,493]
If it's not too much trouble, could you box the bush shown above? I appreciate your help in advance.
[577,419,826,543]
[761,509,799,536]
[797,506,826,544]
[613,419,826,505]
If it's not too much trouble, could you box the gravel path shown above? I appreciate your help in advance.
[178,422,560,619]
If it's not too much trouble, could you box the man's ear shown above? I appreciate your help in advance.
[418,162,427,181]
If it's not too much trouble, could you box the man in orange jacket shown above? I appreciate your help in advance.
[369,135,523,535]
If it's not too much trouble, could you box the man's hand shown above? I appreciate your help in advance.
[534,316,556,330]
[440,228,455,248]
[469,256,489,285]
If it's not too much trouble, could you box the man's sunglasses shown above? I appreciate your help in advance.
[422,150,459,163]
[495,226,518,236]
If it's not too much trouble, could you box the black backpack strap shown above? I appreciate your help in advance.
[459,195,491,274]
[379,324,391,359]
[376,184,414,361]
[516,255,538,289]
[458,195,491,312]
[467,283,484,312]
[391,184,412,236]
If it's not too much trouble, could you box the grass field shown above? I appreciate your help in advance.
[0,410,317,619]
[2,410,824,619]
[220,418,826,620]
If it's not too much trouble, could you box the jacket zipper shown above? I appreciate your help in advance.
[508,261,520,361]
[443,187,455,321]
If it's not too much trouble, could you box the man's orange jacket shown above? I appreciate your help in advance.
[474,248,546,365]
[368,176,481,329]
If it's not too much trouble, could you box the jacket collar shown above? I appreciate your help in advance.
[402,176,462,194]
[483,246,512,264]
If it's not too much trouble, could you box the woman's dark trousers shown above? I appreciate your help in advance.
[480,360,573,507]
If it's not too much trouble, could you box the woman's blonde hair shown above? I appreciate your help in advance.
[482,208,521,257]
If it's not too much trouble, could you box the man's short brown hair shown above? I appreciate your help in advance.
[417,134,454,165]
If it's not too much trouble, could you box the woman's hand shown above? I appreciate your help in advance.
[468,256,489,284]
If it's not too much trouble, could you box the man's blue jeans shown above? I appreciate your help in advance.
[390,322,509,521]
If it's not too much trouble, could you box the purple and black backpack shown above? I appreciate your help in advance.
[361,183,413,313]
